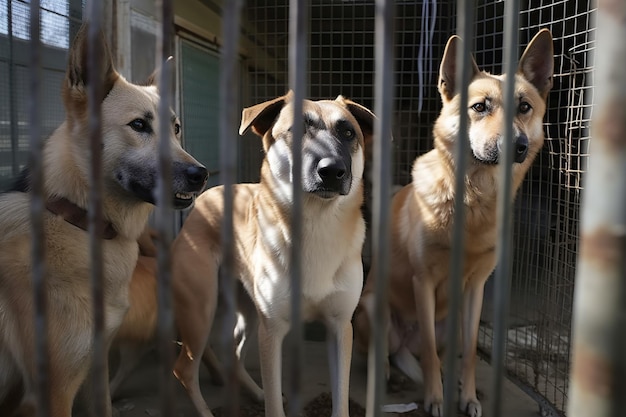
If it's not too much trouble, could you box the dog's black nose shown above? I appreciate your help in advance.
[514,134,529,163]
[186,165,209,187]
[317,158,346,181]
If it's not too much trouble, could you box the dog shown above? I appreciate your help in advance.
[353,29,554,417]
[0,25,208,417]
[108,227,227,399]
[169,92,375,417]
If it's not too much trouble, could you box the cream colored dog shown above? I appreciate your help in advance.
[171,93,375,417]
[0,26,207,416]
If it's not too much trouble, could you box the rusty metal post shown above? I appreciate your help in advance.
[567,3,626,417]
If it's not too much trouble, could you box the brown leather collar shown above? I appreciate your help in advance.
[46,197,117,240]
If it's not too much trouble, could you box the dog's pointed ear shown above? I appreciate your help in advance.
[518,29,554,100]
[239,91,292,137]
[438,35,480,102]
[145,56,175,87]
[64,23,119,103]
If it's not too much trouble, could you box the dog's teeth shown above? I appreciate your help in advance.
[175,193,192,200]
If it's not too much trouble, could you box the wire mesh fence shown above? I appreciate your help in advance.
[472,1,595,415]
[0,1,599,416]
[240,2,595,416]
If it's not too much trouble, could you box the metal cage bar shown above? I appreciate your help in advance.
[155,0,176,415]
[490,1,521,415]
[442,1,474,416]
[287,1,308,416]
[365,1,394,417]
[86,1,107,415]
[28,1,49,416]
[218,1,244,416]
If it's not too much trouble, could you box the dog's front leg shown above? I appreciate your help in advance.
[459,282,485,417]
[234,299,264,402]
[413,276,443,417]
[258,316,289,417]
[326,319,353,417]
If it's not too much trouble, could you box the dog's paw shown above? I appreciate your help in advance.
[424,399,443,417]
[459,397,482,417]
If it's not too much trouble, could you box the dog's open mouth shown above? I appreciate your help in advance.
[118,162,207,209]
[174,192,196,209]
[125,181,199,209]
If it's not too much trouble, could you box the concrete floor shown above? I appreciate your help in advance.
[111,338,542,417]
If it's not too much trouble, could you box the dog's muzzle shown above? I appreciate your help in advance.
[310,157,351,198]
[173,163,209,208]
[183,164,209,189]
[123,162,208,209]
[475,134,530,165]
[514,134,529,163]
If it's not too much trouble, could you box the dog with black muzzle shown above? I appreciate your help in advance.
[170,92,375,417]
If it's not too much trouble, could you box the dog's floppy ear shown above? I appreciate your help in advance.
[518,29,554,100]
[339,96,394,144]
[438,35,480,102]
[63,23,119,106]
[239,92,291,137]
[339,96,376,139]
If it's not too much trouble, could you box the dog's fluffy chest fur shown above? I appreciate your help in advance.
[410,150,499,254]
[0,194,138,376]
[249,193,365,322]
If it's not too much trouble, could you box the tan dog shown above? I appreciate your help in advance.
[354,30,554,417]
[170,93,374,417]
[0,26,207,417]
[108,228,226,399]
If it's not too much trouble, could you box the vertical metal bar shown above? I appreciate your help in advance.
[365,2,394,417]
[86,1,107,414]
[219,1,243,416]
[568,3,626,416]
[69,0,83,43]
[156,0,175,415]
[442,1,474,416]
[8,0,19,176]
[28,1,49,416]
[489,1,520,415]
[288,1,307,416]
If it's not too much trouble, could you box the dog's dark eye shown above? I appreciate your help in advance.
[519,101,532,114]
[341,128,356,140]
[128,119,151,133]
[174,123,181,135]
[471,103,486,113]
